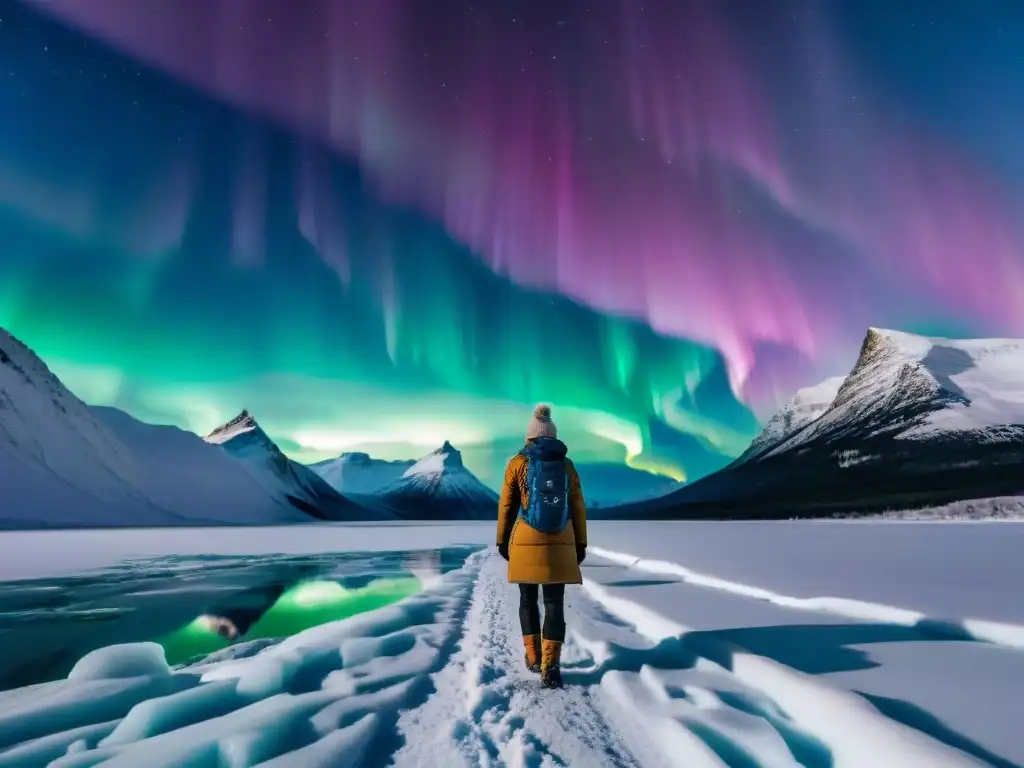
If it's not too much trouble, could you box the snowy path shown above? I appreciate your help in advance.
[0,547,1007,767]
[393,553,640,767]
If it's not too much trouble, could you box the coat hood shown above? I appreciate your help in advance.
[523,436,568,461]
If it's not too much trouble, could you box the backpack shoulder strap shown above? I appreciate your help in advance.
[515,447,530,512]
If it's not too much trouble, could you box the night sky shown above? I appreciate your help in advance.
[1,0,1022,487]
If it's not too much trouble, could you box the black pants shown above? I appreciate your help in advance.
[518,584,566,642]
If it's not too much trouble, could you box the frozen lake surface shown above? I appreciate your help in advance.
[0,521,1021,767]
[0,547,475,691]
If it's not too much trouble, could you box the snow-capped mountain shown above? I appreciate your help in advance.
[735,376,845,463]
[309,452,414,495]
[0,327,309,528]
[370,441,498,520]
[771,328,1024,452]
[205,411,382,520]
[614,328,1024,519]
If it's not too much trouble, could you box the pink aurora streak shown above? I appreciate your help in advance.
[28,0,1024,407]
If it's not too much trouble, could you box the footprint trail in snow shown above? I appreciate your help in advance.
[393,554,639,768]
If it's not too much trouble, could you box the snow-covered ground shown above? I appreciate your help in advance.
[847,496,1024,521]
[1,521,1022,767]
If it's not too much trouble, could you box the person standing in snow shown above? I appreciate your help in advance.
[496,403,588,689]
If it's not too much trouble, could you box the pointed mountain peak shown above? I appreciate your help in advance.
[382,438,498,517]
[403,441,463,477]
[853,327,899,366]
[434,440,463,467]
[205,409,262,444]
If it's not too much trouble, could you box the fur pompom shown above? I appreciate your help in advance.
[533,403,552,420]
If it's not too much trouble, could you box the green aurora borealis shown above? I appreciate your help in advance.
[0,3,761,488]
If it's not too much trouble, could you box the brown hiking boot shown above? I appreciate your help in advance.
[523,634,541,674]
[541,638,563,688]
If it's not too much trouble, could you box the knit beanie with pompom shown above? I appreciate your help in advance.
[526,403,557,440]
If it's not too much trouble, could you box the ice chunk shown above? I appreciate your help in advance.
[200,647,340,698]
[68,643,170,682]
[340,629,417,668]
[234,650,305,698]
[85,690,344,767]
[310,680,416,735]
[326,635,438,698]
[48,748,121,768]
[0,719,118,768]
[252,713,378,767]
[219,726,299,768]
[101,679,243,746]
[0,676,194,751]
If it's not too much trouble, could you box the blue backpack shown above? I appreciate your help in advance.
[519,438,570,533]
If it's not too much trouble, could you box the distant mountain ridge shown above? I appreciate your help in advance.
[611,328,1024,519]
[310,452,415,496]
[204,410,381,520]
[574,463,681,509]
[735,376,845,464]
[361,441,499,520]
[0,325,680,527]
[313,446,681,509]
[0,327,309,529]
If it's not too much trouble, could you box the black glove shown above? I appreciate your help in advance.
[498,542,510,561]
[576,544,586,564]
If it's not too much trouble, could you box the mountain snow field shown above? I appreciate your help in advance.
[874,330,1024,437]
[738,376,845,462]
[310,453,414,496]
[1,520,1022,767]
[0,329,307,529]
[203,411,381,521]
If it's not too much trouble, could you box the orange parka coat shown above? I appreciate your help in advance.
[496,438,588,584]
